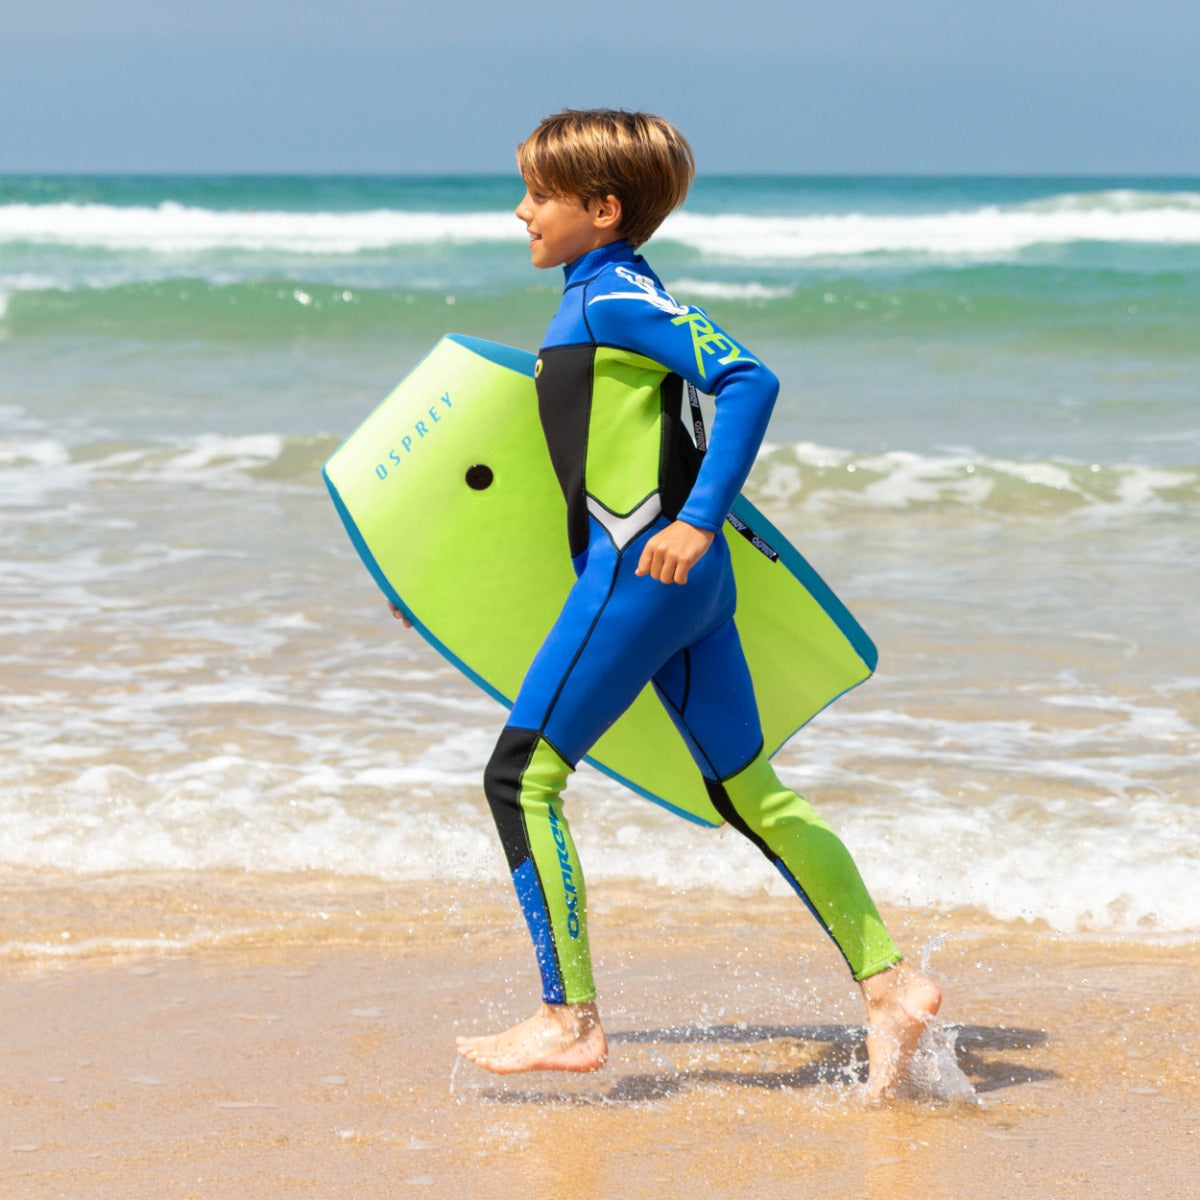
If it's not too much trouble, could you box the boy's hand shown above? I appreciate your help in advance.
[635,521,715,585]
[388,602,412,628]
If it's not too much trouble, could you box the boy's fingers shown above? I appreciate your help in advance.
[637,539,668,578]
[636,528,704,584]
[650,547,684,585]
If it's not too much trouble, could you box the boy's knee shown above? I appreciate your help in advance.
[705,748,821,833]
[483,727,574,870]
[484,727,535,813]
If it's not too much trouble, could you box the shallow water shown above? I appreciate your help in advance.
[2,174,1197,939]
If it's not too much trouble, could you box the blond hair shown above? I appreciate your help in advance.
[517,109,695,249]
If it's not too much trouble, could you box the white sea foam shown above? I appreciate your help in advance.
[748,441,1200,516]
[0,437,71,469]
[1,725,1197,936]
[0,432,316,505]
[667,279,794,301]
[3,191,1200,260]
[749,442,1200,516]
[163,433,287,481]
[0,202,519,254]
[0,272,61,291]
[661,192,1200,260]
[1,614,1197,936]
[0,436,83,508]
[5,429,1191,518]
[0,273,60,319]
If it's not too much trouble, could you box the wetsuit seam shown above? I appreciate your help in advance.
[589,339,667,361]
[578,344,596,541]
[500,724,576,774]
[700,741,776,872]
[585,494,663,553]
[511,733,567,991]
[657,374,672,502]
[700,753,863,979]
[572,290,597,560]
[714,739,767,785]
[537,728,575,770]
[703,754,767,844]
[653,683,721,781]
[774,859,857,978]
[580,277,597,343]
[584,487,662,519]
[538,554,622,739]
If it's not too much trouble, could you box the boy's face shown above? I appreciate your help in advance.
[515,187,620,269]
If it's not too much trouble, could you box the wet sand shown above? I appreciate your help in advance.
[3,871,1198,1199]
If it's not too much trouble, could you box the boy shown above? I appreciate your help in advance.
[428,109,940,1100]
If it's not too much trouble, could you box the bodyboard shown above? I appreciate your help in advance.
[323,334,877,827]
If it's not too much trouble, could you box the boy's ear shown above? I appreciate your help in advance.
[591,193,622,232]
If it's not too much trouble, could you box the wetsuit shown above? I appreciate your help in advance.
[484,240,899,1004]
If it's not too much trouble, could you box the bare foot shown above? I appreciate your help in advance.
[455,1001,608,1075]
[859,962,942,1102]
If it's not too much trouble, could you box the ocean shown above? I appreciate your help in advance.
[1,175,1197,947]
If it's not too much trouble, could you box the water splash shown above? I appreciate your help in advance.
[907,1020,979,1105]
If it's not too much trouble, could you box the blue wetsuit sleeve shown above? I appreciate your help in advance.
[584,273,780,533]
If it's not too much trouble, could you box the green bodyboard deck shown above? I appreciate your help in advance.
[323,334,877,827]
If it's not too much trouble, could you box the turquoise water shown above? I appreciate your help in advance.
[1,176,1198,939]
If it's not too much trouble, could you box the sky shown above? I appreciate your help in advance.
[2,0,1198,174]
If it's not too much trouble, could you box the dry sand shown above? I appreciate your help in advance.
[3,870,1198,1199]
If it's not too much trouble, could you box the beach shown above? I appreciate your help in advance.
[4,873,1199,1199]
[2,174,1198,1195]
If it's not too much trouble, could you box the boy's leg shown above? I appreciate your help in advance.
[476,520,733,1016]
[652,616,900,981]
[466,719,607,1071]
[653,616,941,1096]
[482,726,593,1005]
[462,719,608,1073]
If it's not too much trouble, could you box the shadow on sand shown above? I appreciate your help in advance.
[459,1020,1054,1106]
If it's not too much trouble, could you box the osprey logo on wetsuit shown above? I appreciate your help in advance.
[546,804,580,938]
[669,311,756,381]
[586,265,689,316]
[586,266,756,381]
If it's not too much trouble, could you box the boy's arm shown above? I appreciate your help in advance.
[585,278,779,535]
